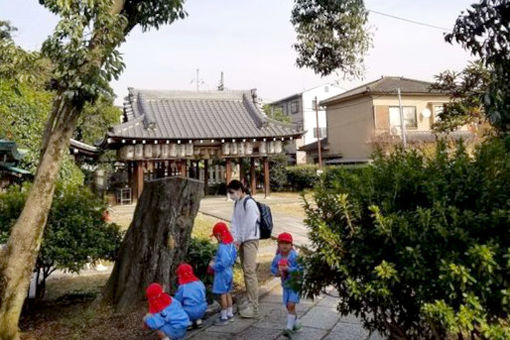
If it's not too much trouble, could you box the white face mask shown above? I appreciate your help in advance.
[229,192,241,201]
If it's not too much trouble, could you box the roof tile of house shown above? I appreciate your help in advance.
[321,76,447,105]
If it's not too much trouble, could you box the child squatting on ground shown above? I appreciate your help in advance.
[209,221,238,325]
[174,263,208,328]
[143,283,190,340]
[271,232,303,337]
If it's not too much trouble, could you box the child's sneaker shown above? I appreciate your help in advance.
[228,314,235,323]
[282,328,294,338]
[293,322,302,332]
[195,319,203,328]
[213,317,229,326]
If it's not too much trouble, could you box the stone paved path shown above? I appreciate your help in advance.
[199,194,310,247]
[185,283,383,340]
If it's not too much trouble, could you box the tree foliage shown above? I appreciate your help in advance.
[263,104,291,124]
[431,62,490,133]
[440,0,510,133]
[291,0,371,77]
[301,139,510,339]
[0,182,123,299]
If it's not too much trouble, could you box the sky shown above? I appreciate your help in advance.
[0,0,475,104]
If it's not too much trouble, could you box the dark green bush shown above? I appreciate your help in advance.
[270,154,289,191]
[301,138,510,339]
[184,237,217,303]
[285,165,319,191]
[0,182,123,299]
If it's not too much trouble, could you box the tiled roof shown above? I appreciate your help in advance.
[321,76,447,105]
[108,88,302,140]
[298,138,328,152]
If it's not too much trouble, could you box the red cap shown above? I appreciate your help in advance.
[277,232,293,244]
[176,263,199,285]
[211,221,234,244]
[146,283,172,314]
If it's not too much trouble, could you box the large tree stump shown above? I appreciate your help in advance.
[103,177,203,312]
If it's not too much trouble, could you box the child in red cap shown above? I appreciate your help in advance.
[143,283,190,339]
[209,221,237,325]
[174,263,207,328]
[271,232,302,337]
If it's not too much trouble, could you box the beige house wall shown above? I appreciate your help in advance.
[372,95,452,133]
[326,96,375,159]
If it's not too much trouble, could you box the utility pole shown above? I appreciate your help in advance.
[397,88,407,148]
[218,71,224,91]
[314,96,323,169]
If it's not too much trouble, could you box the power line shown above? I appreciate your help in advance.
[368,9,451,32]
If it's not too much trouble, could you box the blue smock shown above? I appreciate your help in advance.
[271,249,302,306]
[144,299,190,339]
[212,243,237,294]
[174,280,208,321]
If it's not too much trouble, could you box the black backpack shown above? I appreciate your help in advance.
[240,196,273,239]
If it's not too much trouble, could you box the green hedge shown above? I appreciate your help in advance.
[0,182,123,299]
[301,138,510,339]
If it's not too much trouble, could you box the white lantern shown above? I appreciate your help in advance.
[222,143,230,156]
[120,145,134,160]
[268,141,275,154]
[161,144,169,158]
[185,143,194,157]
[134,144,144,159]
[245,142,253,155]
[178,144,186,158]
[259,141,267,155]
[152,144,161,158]
[144,144,153,158]
[274,140,283,153]
[230,142,238,155]
[238,143,245,156]
[169,144,177,157]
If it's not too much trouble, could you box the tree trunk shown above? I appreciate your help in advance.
[102,177,204,313]
[0,106,78,340]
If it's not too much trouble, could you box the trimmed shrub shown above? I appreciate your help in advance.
[0,182,123,299]
[184,237,216,303]
[301,138,510,339]
[286,165,319,191]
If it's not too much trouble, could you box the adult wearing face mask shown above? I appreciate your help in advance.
[227,179,260,318]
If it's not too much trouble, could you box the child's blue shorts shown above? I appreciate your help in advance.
[212,270,233,294]
[283,287,300,306]
[161,325,187,340]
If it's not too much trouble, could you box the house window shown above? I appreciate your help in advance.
[313,127,327,138]
[433,105,444,122]
[389,106,417,130]
[291,101,299,114]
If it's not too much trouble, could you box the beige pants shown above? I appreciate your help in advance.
[239,239,259,310]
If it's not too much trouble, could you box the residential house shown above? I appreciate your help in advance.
[269,83,344,164]
[309,76,473,164]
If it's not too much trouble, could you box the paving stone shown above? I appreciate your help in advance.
[255,303,308,330]
[337,313,363,324]
[300,306,341,330]
[323,322,370,340]
[234,326,282,340]
[206,317,256,334]
[316,295,340,308]
[187,331,233,339]
[260,290,283,304]
[275,327,328,340]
